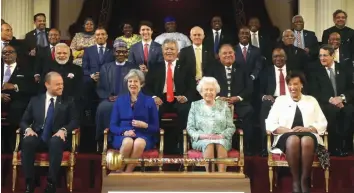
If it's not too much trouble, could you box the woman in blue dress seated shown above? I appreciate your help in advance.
[187,77,236,172]
[266,71,328,193]
[110,69,159,172]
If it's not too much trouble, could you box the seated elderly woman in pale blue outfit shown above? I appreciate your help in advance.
[266,72,328,193]
[95,40,138,141]
[187,77,236,172]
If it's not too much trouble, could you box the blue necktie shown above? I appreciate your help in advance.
[99,46,104,63]
[214,31,220,54]
[41,98,54,142]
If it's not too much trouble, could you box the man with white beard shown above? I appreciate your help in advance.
[41,43,83,102]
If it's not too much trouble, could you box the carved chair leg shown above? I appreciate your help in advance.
[12,165,17,192]
[325,167,329,193]
[66,168,70,189]
[102,166,107,178]
[269,166,273,192]
[184,165,187,172]
[69,166,74,192]
[159,165,163,172]
[274,167,278,187]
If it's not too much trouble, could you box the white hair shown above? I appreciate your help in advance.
[291,15,304,23]
[162,38,179,51]
[282,29,294,37]
[196,77,220,94]
[124,69,145,84]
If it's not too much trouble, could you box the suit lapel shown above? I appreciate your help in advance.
[103,47,111,63]
[8,64,19,83]
[235,45,244,64]
[270,66,276,93]
[138,43,144,62]
[246,46,252,64]
[303,30,309,47]
[320,67,335,94]
[93,45,100,63]
[148,42,155,63]
[40,94,46,124]
[53,96,61,123]
[1,63,4,83]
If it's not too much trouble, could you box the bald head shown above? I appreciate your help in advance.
[1,23,13,41]
[190,26,205,46]
[45,72,63,96]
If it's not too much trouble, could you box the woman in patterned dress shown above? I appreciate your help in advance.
[187,77,236,172]
[70,18,97,66]
[115,21,141,50]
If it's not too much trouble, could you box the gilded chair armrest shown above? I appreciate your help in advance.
[183,129,188,158]
[237,129,244,162]
[71,128,80,153]
[323,131,328,150]
[103,128,110,153]
[14,129,21,152]
[159,128,164,158]
[266,130,273,161]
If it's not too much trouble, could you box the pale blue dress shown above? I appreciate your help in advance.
[186,99,236,152]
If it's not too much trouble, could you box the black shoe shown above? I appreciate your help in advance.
[44,180,56,193]
[331,148,348,157]
[24,181,34,193]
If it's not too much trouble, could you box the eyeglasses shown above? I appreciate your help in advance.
[115,50,128,53]
[318,54,330,57]
[2,50,15,54]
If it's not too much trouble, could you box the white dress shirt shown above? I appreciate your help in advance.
[163,60,176,93]
[116,61,126,66]
[334,48,340,63]
[239,43,249,52]
[266,95,327,154]
[97,43,107,53]
[142,40,152,51]
[2,62,17,86]
[212,29,222,43]
[45,92,57,119]
[250,31,259,47]
[273,65,290,97]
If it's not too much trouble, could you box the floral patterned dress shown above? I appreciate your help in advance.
[70,32,96,66]
[187,99,236,152]
[115,34,141,50]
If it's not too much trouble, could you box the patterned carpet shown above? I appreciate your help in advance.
[1,154,354,193]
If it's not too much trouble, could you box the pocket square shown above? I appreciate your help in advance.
[67,73,75,78]
[16,75,24,77]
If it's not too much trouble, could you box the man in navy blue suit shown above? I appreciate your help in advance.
[128,20,163,73]
[82,27,114,119]
[20,72,79,193]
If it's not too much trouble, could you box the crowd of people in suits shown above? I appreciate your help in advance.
[1,8,354,193]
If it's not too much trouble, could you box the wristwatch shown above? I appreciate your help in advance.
[60,128,68,137]
[340,94,346,103]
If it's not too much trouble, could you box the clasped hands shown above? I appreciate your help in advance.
[25,128,66,141]
[329,97,344,108]
[279,126,312,133]
[123,120,149,137]
[218,96,240,105]
[200,134,224,140]
[154,96,187,106]
[91,72,100,82]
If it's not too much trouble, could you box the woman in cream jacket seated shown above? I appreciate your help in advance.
[266,71,328,193]
[187,77,236,172]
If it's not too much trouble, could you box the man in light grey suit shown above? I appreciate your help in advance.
[128,20,163,73]
[95,40,138,142]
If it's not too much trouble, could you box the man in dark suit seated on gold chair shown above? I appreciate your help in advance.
[19,72,79,193]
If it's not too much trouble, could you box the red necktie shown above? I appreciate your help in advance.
[166,62,174,102]
[51,47,55,60]
[279,68,286,95]
[144,44,149,64]
[242,46,247,61]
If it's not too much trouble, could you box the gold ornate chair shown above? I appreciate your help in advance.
[101,128,164,177]
[12,128,80,192]
[267,131,329,192]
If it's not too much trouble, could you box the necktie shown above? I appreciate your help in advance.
[99,46,104,63]
[2,42,9,49]
[226,67,232,97]
[166,62,174,102]
[42,98,54,142]
[195,47,202,80]
[3,65,12,83]
[51,47,55,60]
[214,31,220,54]
[144,43,149,64]
[296,31,303,49]
[38,31,47,47]
[279,68,286,95]
[242,47,247,61]
[328,68,337,96]
[252,33,259,48]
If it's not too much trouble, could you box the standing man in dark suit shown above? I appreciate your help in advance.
[204,16,235,59]
[327,32,353,71]
[34,28,61,83]
[235,26,263,81]
[82,27,114,119]
[309,45,354,156]
[210,44,254,155]
[20,72,79,193]
[128,20,163,72]
[24,13,50,69]
[259,48,291,156]
[179,26,214,100]
[1,45,36,152]
[321,9,354,57]
[144,39,195,154]
[248,17,273,65]
[279,29,309,74]
[1,23,22,52]
[292,15,319,62]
